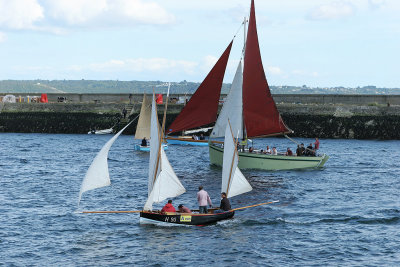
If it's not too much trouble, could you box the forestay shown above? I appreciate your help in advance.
[211,61,243,139]
[242,0,291,138]
[78,121,133,205]
[166,41,233,134]
[222,121,252,198]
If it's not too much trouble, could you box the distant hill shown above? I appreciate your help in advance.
[0,80,399,95]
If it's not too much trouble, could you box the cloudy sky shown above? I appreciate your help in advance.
[0,0,398,87]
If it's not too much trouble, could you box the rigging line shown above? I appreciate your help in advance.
[230,200,279,211]
[284,134,314,153]
[284,134,300,145]
[80,210,142,214]
[233,18,245,40]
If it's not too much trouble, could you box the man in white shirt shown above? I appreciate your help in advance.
[197,186,213,214]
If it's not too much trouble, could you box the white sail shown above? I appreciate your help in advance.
[148,95,161,196]
[78,121,133,205]
[221,121,252,198]
[211,61,243,139]
[144,149,186,210]
[134,94,151,140]
[144,94,186,211]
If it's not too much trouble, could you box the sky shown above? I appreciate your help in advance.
[0,0,399,88]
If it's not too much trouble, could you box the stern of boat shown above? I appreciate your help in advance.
[208,142,223,167]
[317,154,329,167]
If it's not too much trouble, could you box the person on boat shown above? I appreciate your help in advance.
[197,186,212,214]
[141,137,147,147]
[265,145,271,154]
[314,137,320,153]
[285,147,293,156]
[296,145,301,156]
[199,133,205,140]
[300,143,306,156]
[240,139,247,152]
[306,143,315,156]
[161,200,176,213]
[214,192,231,214]
[272,147,278,155]
[249,147,254,153]
[178,204,191,213]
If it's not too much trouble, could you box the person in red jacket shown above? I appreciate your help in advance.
[161,200,176,213]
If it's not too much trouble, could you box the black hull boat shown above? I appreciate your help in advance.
[140,211,235,226]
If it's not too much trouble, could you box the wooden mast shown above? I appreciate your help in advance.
[152,85,170,186]
[226,119,239,196]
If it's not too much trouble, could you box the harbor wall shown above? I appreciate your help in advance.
[2,93,400,105]
[0,102,399,139]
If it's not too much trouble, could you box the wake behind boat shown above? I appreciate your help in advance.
[208,0,329,171]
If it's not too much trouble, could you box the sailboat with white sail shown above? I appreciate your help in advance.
[133,93,168,152]
[209,0,329,170]
[79,93,274,225]
[140,114,252,225]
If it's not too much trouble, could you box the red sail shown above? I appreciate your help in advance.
[167,41,233,134]
[243,0,291,138]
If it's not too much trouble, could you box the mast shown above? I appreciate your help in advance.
[144,93,185,211]
[243,16,247,56]
[242,16,247,141]
[226,120,239,196]
[134,93,151,140]
[161,83,171,139]
[242,0,291,138]
[221,121,252,198]
[166,41,233,134]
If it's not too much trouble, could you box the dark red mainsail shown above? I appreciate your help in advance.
[167,41,233,134]
[242,0,291,138]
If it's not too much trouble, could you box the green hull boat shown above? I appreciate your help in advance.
[209,143,329,171]
[208,1,329,171]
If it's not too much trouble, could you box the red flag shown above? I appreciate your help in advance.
[40,93,48,103]
[156,94,163,104]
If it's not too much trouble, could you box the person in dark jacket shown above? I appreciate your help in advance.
[214,192,231,214]
[141,137,147,147]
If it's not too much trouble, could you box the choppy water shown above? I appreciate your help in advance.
[1,133,400,266]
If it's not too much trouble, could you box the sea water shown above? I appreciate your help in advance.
[1,133,399,266]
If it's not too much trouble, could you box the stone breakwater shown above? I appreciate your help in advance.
[0,103,399,139]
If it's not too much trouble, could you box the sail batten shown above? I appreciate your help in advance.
[242,0,291,138]
[167,41,233,134]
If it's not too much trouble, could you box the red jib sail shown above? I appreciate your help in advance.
[242,0,291,138]
[167,41,233,134]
